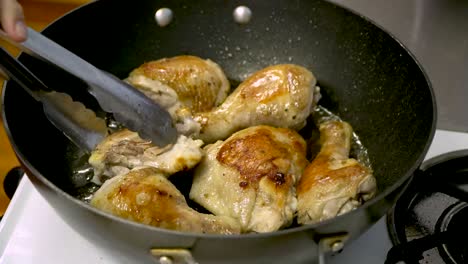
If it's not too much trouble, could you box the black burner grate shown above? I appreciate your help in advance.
[386,150,468,264]
[437,203,468,264]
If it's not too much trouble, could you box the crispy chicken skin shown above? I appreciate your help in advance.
[297,120,377,225]
[88,129,204,184]
[91,167,241,234]
[189,125,309,233]
[127,55,230,113]
[193,64,320,143]
[125,55,230,136]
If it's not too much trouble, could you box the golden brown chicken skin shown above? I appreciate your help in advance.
[193,64,320,143]
[91,167,241,234]
[127,55,230,113]
[190,125,309,233]
[296,120,377,225]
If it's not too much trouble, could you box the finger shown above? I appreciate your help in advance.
[0,0,27,42]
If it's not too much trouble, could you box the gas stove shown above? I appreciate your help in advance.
[0,129,467,264]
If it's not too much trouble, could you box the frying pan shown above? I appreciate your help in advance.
[1,0,436,263]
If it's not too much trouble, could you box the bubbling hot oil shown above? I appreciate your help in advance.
[67,106,372,203]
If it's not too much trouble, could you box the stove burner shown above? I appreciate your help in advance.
[437,203,468,264]
[386,150,468,264]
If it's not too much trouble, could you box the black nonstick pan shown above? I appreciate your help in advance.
[1,0,436,263]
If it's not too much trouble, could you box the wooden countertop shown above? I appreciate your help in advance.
[0,0,90,216]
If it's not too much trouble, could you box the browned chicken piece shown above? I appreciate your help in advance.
[88,129,204,185]
[128,55,230,112]
[297,120,377,225]
[125,74,200,136]
[91,167,241,234]
[125,55,230,136]
[189,125,309,233]
[193,64,320,143]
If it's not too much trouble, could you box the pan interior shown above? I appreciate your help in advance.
[3,0,435,231]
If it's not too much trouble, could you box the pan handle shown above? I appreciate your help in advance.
[2,167,24,200]
[151,248,198,264]
[317,233,349,264]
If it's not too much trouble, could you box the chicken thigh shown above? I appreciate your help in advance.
[297,120,377,225]
[126,55,230,136]
[89,129,204,185]
[193,64,320,143]
[189,125,309,233]
[91,167,241,234]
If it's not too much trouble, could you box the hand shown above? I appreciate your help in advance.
[0,0,27,42]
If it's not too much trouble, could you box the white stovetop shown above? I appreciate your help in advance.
[1,129,468,264]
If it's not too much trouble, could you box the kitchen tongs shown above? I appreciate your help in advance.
[0,27,177,150]
[0,46,109,152]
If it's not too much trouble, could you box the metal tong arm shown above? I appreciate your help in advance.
[1,27,177,147]
[0,47,49,100]
[19,27,152,114]
[0,47,108,152]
